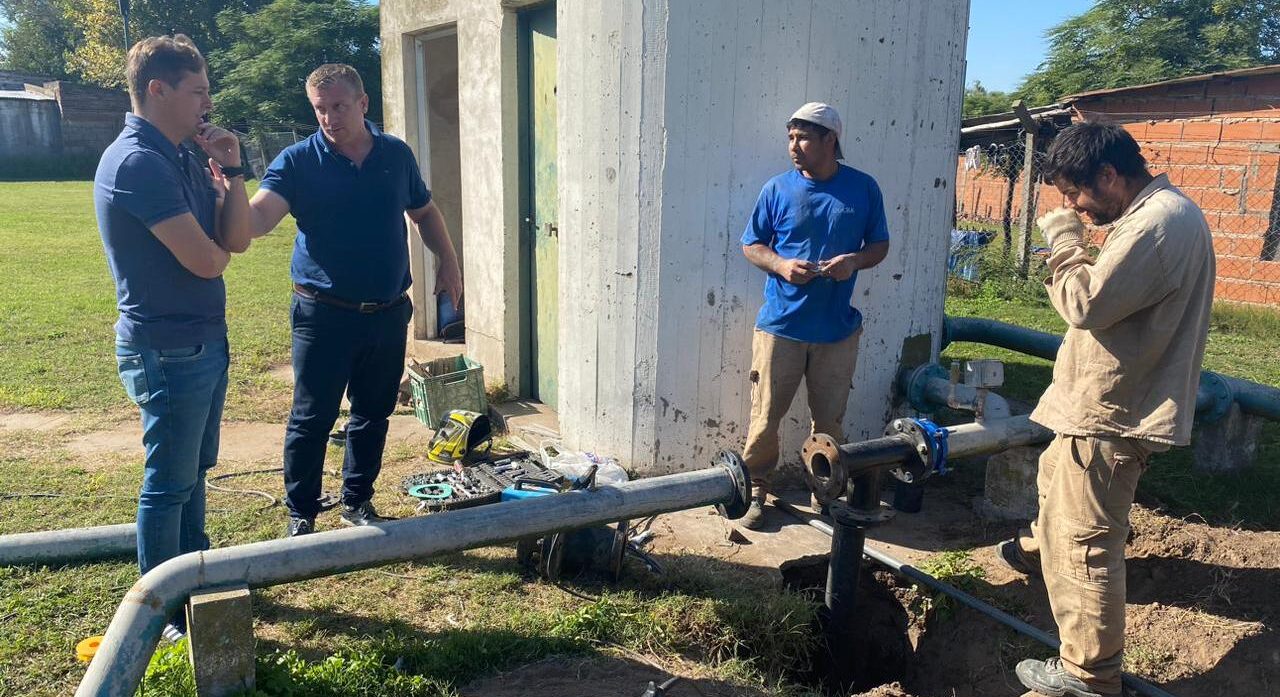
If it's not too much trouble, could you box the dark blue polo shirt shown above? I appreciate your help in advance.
[94,113,226,348]
[260,121,430,304]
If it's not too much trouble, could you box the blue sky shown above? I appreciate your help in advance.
[965,0,1096,92]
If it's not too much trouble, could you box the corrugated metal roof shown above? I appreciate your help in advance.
[0,89,56,101]
[1063,64,1280,102]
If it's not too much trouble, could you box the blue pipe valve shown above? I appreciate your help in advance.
[886,417,950,485]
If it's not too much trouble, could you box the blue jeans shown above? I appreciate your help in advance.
[115,337,229,575]
[283,293,411,519]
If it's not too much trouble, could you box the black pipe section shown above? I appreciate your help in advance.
[942,314,1280,422]
[823,501,868,693]
[775,499,1178,697]
[838,435,917,476]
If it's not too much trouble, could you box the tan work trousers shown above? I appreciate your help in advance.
[741,327,862,484]
[1017,434,1164,695]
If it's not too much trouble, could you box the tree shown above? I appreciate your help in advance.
[1017,0,1280,104]
[0,0,79,79]
[210,0,380,130]
[64,0,271,89]
[963,81,1014,118]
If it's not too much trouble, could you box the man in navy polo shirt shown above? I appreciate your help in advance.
[94,34,249,635]
[738,102,891,529]
[223,64,462,536]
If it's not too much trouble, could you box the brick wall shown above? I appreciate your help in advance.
[956,73,1280,305]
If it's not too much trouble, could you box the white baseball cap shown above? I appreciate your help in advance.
[789,102,844,159]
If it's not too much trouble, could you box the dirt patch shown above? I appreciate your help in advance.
[458,655,772,697]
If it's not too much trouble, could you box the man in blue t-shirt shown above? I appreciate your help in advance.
[221,64,462,537]
[94,34,250,637]
[738,102,891,529]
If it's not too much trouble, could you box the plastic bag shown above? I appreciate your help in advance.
[540,442,629,485]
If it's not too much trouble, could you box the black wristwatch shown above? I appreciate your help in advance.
[220,165,249,178]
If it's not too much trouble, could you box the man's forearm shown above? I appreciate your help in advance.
[742,243,781,274]
[218,178,252,253]
[415,205,459,268]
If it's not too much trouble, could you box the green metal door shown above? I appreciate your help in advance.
[526,3,558,408]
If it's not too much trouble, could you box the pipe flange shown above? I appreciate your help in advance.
[802,433,847,504]
[885,419,932,485]
[900,362,948,413]
[714,450,753,520]
[1197,371,1233,424]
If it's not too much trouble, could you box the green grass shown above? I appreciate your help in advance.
[0,424,821,697]
[944,248,1280,530]
[0,181,295,420]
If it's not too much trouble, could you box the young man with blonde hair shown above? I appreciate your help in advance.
[94,33,249,638]
[220,63,462,536]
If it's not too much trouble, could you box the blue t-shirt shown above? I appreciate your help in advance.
[94,114,226,349]
[260,121,431,304]
[740,165,890,343]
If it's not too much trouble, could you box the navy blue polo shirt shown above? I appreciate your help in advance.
[260,121,430,303]
[741,165,890,343]
[94,113,225,348]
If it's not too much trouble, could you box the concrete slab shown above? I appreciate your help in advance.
[187,585,255,696]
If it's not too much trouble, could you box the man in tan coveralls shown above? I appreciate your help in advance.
[1004,122,1215,697]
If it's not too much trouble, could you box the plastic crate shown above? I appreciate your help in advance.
[408,356,487,428]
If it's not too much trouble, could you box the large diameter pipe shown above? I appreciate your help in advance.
[944,414,1053,459]
[0,523,135,566]
[942,315,1280,423]
[774,500,1177,697]
[76,463,747,697]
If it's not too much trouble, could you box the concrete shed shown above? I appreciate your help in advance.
[381,1,969,473]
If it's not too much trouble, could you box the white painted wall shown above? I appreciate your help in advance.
[383,0,530,388]
[557,0,969,474]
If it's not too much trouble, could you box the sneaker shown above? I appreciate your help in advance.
[1016,657,1110,697]
[287,516,315,537]
[738,485,769,530]
[340,500,392,527]
[996,537,1042,578]
[161,623,186,643]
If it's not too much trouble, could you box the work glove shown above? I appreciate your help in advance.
[1036,208,1085,249]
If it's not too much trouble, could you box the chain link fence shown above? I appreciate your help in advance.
[236,129,303,179]
[952,133,1280,306]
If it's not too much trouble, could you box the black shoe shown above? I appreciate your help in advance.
[340,500,392,527]
[287,517,315,537]
[996,537,1042,578]
[1016,657,1110,697]
[738,485,769,530]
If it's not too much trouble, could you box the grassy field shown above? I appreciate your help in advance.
[2,182,1278,694]
[0,180,296,421]
[0,182,823,696]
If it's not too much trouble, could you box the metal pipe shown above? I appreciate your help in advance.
[76,462,748,697]
[944,414,1053,459]
[0,523,135,566]
[942,315,1280,423]
[923,375,1012,421]
[774,499,1177,697]
[823,501,868,691]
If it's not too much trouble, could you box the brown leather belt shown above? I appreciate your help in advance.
[293,284,409,314]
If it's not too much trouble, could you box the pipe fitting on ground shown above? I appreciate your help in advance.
[713,450,752,520]
[803,433,848,504]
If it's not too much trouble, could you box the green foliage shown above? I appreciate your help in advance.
[911,551,987,622]
[211,0,381,130]
[1017,0,1280,104]
[0,0,79,78]
[137,640,197,697]
[962,81,1014,118]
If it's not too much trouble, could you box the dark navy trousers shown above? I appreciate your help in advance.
[283,292,412,519]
